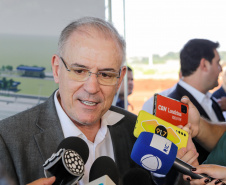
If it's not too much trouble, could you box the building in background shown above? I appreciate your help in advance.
[17,66,45,78]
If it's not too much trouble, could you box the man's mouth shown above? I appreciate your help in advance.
[81,100,97,106]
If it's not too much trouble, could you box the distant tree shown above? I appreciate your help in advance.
[129,57,149,64]
[2,77,7,89]
[5,65,13,71]
[153,54,165,64]
[163,52,179,60]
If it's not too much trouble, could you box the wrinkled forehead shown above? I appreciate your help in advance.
[60,28,122,69]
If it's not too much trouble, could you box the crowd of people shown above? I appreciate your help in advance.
[0,16,226,185]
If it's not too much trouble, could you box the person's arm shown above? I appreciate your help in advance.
[181,96,226,151]
[27,177,56,185]
[196,118,226,151]
[185,164,226,185]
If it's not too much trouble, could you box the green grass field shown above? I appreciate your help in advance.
[10,77,58,97]
[0,34,58,72]
[0,34,59,97]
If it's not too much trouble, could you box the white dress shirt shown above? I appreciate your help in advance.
[54,90,125,185]
[179,80,219,122]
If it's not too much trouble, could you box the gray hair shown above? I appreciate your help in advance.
[57,17,126,64]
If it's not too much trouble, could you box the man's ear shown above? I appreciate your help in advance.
[51,55,60,84]
[117,66,127,90]
[199,58,210,72]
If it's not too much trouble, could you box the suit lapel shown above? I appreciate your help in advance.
[211,97,225,121]
[176,84,211,119]
[33,94,65,161]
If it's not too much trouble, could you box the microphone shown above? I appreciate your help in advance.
[122,168,154,185]
[134,110,188,150]
[43,137,89,185]
[86,156,119,185]
[131,132,213,180]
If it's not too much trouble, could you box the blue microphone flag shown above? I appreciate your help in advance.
[131,132,177,175]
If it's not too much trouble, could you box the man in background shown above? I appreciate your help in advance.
[168,38,225,164]
[212,65,226,118]
[115,66,134,109]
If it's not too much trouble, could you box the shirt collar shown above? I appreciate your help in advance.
[54,90,125,139]
[178,79,212,104]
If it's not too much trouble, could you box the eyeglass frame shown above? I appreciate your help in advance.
[59,56,122,86]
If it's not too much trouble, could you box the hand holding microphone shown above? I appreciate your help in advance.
[131,132,213,180]
[43,137,89,185]
[185,164,226,185]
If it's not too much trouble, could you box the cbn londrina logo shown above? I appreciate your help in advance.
[140,154,162,171]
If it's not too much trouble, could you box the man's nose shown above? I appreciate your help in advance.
[83,73,100,94]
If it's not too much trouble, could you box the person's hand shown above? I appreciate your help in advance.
[184,164,226,185]
[178,123,200,184]
[177,124,199,167]
[180,96,201,138]
[218,97,226,111]
[27,176,56,185]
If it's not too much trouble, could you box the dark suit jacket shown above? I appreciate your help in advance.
[0,92,143,185]
[212,86,226,99]
[168,83,225,163]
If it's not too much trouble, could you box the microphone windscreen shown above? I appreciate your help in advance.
[57,136,89,164]
[89,156,119,185]
[122,168,154,185]
[131,132,177,175]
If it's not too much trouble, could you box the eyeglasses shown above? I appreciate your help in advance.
[59,56,121,86]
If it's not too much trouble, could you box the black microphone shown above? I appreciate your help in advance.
[87,156,119,185]
[43,137,89,185]
[122,168,154,185]
[173,157,213,179]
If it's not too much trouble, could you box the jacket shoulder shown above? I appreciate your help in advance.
[0,94,55,129]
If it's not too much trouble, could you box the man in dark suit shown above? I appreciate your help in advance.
[0,17,160,185]
[212,66,226,116]
[168,39,225,164]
